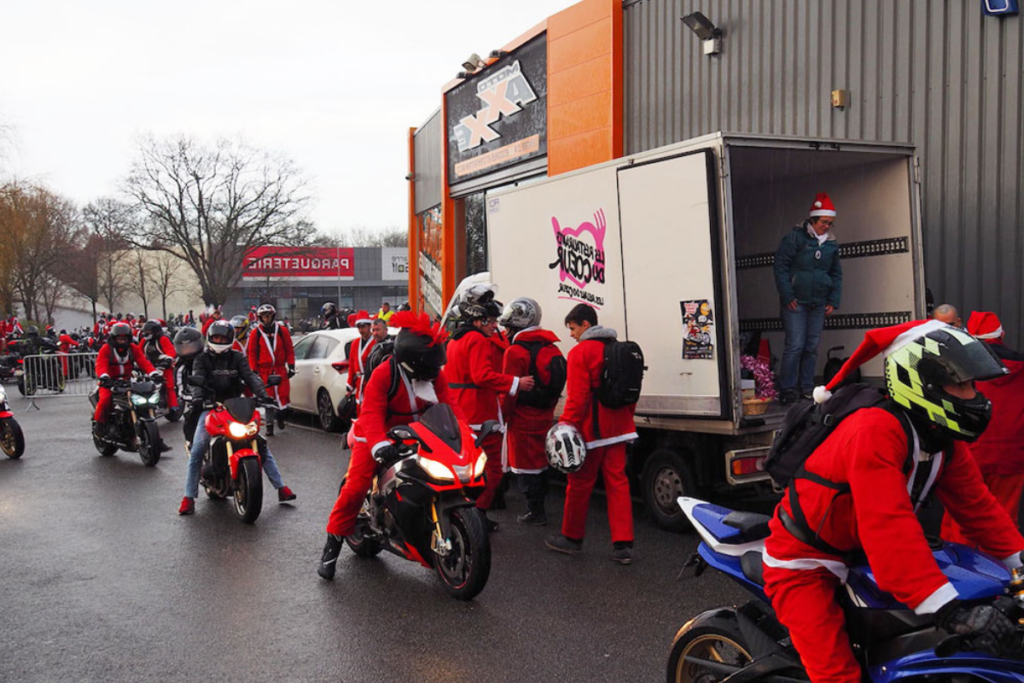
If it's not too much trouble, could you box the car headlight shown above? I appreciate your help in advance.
[228,422,249,438]
[418,457,454,481]
[131,394,149,406]
[473,453,487,479]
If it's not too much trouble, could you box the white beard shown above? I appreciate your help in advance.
[411,379,438,404]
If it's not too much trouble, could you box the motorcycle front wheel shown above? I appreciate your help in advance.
[0,417,24,458]
[667,616,754,683]
[434,506,491,601]
[137,419,161,467]
[233,457,263,524]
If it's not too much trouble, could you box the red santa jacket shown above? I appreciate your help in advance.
[354,360,466,457]
[96,342,156,379]
[247,322,295,371]
[58,334,78,354]
[345,336,377,400]
[764,407,1024,614]
[446,326,518,429]
[968,342,1024,476]
[560,326,638,448]
[142,335,176,365]
[503,328,563,426]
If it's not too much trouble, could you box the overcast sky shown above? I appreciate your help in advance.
[0,0,578,237]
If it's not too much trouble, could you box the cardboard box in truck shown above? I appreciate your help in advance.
[451,132,926,531]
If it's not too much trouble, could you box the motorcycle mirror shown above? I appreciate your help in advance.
[266,375,282,387]
[388,426,416,442]
[474,420,501,448]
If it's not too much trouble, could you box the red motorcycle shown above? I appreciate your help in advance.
[193,376,280,524]
[0,382,24,458]
[343,403,496,600]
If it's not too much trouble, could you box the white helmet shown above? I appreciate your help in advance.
[545,423,586,473]
[499,297,542,332]
[455,283,497,320]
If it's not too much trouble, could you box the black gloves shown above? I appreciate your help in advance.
[373,444,401,466]
[937,600,1018,655]
[287,364,296,378]
[99,376,113,388]
[258,395,276,407]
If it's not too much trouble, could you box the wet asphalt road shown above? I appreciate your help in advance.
[0,392,746,682]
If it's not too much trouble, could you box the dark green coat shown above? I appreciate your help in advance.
[773,222,842,308]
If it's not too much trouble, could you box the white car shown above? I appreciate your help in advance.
[288,328,394,432]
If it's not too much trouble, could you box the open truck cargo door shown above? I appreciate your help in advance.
[617,150,727,419]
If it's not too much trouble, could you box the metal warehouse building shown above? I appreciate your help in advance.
[409,0,1024,339]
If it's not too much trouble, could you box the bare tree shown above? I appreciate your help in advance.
[65,233,108,324]
[147,249,184,320]
[83,198,135,314]
[333,225,407,248]
[39,272,66,326]
[122,135,316,306]
[124,248,150,319]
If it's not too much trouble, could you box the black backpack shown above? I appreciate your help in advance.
[595,339,645,408]
[363,337,395,389]
[514,340,567,409]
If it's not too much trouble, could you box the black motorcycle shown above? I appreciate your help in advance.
[15,343,65,396]
[89,374,166,467]
[0,382,24,458]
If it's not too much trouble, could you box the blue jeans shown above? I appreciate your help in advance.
[184,410,286,498]
[780,304,827,394]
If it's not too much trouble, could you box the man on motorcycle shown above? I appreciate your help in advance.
[763,319,1024,683]
[93,322,161,435]
[343,311,376,413]
[178,320,296,515]
[247,303,295,430]
[322,302,342,330]
[229,315,250,353]
[140,320,179,414]
[317,311,464,580]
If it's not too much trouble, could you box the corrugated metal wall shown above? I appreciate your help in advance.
[624,0,1024,340]
[413,109,443,214]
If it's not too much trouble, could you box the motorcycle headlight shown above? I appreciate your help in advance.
[148,393,160,404]
[418,457,454,481]
[246,421,258,437]
[130,394,148,406]
[473,453,487,479]
[228,422,249,439]
[0,385,7,402]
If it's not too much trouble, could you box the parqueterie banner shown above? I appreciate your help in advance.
[242,247,354,281]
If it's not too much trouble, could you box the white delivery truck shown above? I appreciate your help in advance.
[453,132,926,531]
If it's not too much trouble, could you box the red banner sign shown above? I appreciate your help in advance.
[242,247,355,281]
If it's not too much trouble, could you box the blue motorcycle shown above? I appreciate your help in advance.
[669,496,1024,683]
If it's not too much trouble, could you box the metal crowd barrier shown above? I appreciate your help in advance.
[20,352,99,409]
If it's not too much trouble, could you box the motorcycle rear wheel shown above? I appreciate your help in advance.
[233,458,263,524]
[667,619,754,683]
[435,507,491,601]
[137,420,161,467]
[0,417,25,458]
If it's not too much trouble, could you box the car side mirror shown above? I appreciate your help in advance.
[474,420,501,448]
[266,375,282,387]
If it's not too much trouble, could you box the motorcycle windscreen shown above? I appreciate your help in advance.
[617,150,727,418]
[417,403,461,453]
[224,397,257,423]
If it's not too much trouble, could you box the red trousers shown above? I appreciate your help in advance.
[93,387,113,422]
[763,565,860,683]
[561,442,633,543]
[475,432,505,511]
[326,441,376,536]
[942,471,1024,545]
[256,366,291,408]
[161,367,179,409]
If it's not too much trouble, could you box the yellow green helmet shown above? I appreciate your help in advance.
[885,326,1006,442]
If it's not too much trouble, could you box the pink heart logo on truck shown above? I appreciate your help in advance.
[549,209,607,290]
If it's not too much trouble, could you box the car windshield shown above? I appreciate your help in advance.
[418,403,461,453]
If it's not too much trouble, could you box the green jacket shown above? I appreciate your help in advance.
[773,222,842,309]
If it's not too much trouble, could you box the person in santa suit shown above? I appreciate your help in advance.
[246,303,295,432]
[200,306,223,337]
[499,297,563,526]
[764,319,1024,683]
[92,322,162,437]
[317,311,464,580]
[56,328,79,378]
[140,319,179,415]
[93,317,107,337]
[343,311,376,412]
[942,311,1024,543]
[545,304,638,564]
[447,286,534,532]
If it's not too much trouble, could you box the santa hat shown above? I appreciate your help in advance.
[967,311,1004,341]
[346,313,357,327]
[809,192,837,218]
[812,318,950,403]
[354,311,373,326]
[389,311,447,346]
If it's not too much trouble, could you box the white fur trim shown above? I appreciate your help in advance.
[809,209,836,217]
[509,376,520,396]
[913,582,959,615]
[762,551,850,583]
[976,327,1004,340]
[813,386,832,404]
[885,319,950,358]
[585,432,638,449]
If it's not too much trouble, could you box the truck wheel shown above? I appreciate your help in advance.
[643,449,696,532]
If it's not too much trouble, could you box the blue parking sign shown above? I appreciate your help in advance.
[984,0,1019,16]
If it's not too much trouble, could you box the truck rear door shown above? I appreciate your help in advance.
[617,149,728,418]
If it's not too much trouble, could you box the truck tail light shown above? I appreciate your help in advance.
[730,455,765,477]
[331,361,349,375]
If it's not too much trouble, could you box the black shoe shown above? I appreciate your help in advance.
[545,534,582,555]
[92,420,103,439]
[276,412,286,430]
[611,546,633,565]
[158,441,172,453]
[266,422,274,436]
[318,534,344,581]
[801,391,815,401]
[482,514,499,533]
[779,390,799,405]
[517,512,548,526]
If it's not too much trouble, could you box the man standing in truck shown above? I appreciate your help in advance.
[774,192,843,404]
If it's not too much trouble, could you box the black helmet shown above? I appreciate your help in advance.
[321,302,338,318]
[886,326,1007,443]
[25,326,39,337]
[394,329,446,381]
[141,319,163,341]
[109,322,134,352]
[206,320,234,354]
[173,327,204,358]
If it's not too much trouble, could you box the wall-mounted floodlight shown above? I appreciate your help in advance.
[461,53,487,71]
[681,11,722,55]
[489,50,510,59]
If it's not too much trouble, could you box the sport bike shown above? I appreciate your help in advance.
[667,496,1024,683]
[89,374,166,467]
[0,382,24,458]
[342,403,494,600]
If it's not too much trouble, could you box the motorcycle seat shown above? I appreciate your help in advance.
[741,550,765,586]
[722,510,772,542]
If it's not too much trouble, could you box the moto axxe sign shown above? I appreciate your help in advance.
[446,34,547,182]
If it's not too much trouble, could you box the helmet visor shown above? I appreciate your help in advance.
[919,330,1007,386]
